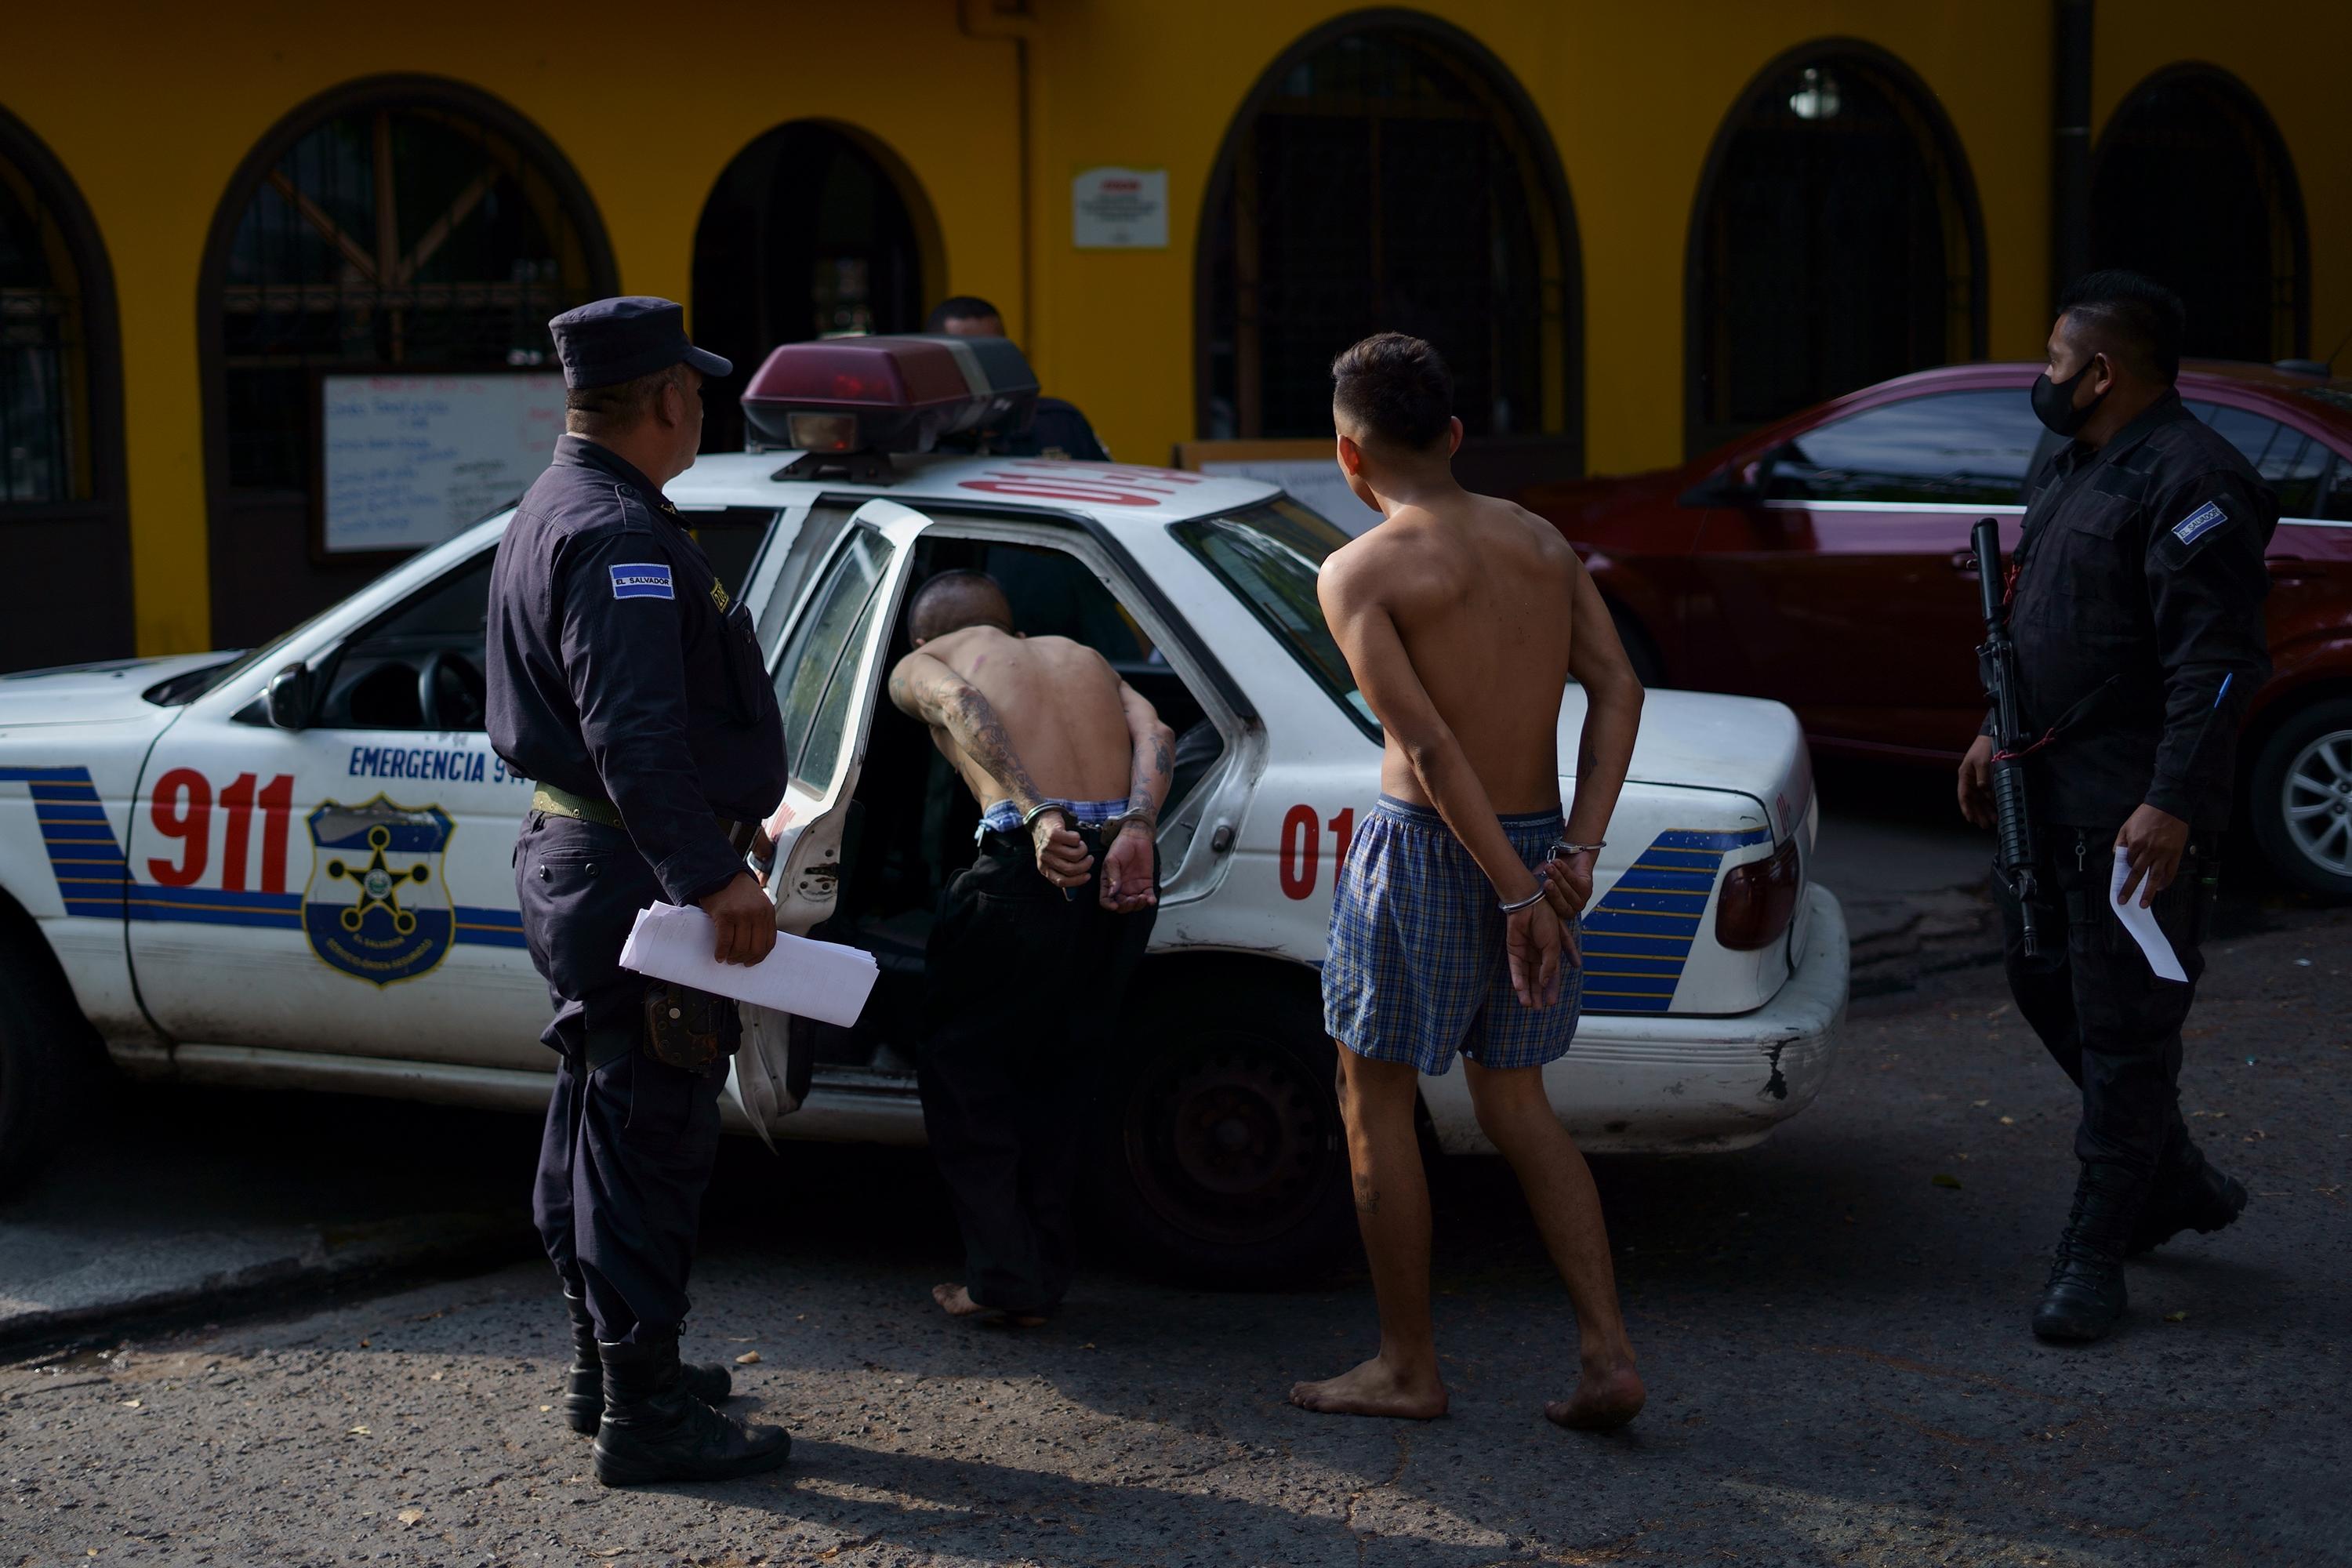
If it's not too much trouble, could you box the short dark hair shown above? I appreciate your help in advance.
[909,569,1013,642]
[2057,269,2187,383]
[565,362,685,437]
[1331,333,1454,450]
[925,296,1004,333]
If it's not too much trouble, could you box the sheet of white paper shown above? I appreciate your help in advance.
[2108,847,2188,982]
[619,903,879,1025]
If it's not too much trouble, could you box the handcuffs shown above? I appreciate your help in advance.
[1022,801,1154,901]
[1498,838,1606,915]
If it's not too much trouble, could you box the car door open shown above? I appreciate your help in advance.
[729,499,926,1138]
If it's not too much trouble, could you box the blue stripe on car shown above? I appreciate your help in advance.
[2,764,528,949]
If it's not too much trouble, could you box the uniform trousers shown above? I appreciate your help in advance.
[516,812,731,1345]
[918,830,1155,1316]
[1996,826,2218,1184]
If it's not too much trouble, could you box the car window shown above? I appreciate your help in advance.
[1765,390,2045,506]
[2186,402,2335,517]
[1172,498,1378,739]
[775,526,896,794]
[314,554,493,731]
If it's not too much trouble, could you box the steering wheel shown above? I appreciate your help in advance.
[417,648,488,731]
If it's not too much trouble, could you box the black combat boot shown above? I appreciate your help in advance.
[2033,1162,2144,1343]
[561,1294,734,1435]
[2125,1138,2249,1257]
[592,1334,792,1486]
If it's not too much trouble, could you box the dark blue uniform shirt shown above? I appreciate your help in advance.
[487,436,788,906]
[2001,392,2277,830]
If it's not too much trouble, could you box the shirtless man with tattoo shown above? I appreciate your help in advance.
[887,569,1174,1324]
[1290,334,1648,1432]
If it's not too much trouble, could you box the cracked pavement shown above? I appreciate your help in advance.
[1,908,2346,1566]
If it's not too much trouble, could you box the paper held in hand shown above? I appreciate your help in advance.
[619,902,879,1026]
[2107,847,2189,983]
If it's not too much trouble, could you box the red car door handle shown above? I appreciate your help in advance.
[1950,550,1980,574]
[2269,557,2318,585]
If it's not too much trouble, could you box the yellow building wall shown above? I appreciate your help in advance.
[5,2,2349,655]
[0,0,1025,657]
[1029,0,2055,479]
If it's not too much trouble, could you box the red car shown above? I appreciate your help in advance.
[1526,363,2352,899]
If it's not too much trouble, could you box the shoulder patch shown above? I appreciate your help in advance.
[2172,499,2229,547]
[610,562,674,601]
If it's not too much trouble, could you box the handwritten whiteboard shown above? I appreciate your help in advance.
[321,373,566,553]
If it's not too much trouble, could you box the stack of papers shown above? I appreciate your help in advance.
[619,903,879,1026]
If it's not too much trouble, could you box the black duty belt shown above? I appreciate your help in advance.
[532,782,764,857]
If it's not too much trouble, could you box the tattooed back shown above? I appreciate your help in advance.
[915,627,1135,808]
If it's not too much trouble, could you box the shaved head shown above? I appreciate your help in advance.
[909,569,1014,644]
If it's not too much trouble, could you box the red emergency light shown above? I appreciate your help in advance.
[739,335,1040,474]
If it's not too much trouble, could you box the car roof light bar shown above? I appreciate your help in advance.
[740,334,1042,481]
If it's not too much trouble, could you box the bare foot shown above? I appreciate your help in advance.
[934,1283,987,1317]
[1544,1361,1646,1432]
[1289,1356,1449,1421]
[933,1283,1047,1328]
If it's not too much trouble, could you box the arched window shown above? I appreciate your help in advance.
[1686,44,1987,457]
[1198,13,1579,462]
[691,122,941,456]
[201,78,615,648]
[0,103,127,672]
[2092,67,2307,363]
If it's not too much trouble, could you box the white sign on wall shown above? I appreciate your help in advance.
[1072,166,1169,249]
[321,372,567,554]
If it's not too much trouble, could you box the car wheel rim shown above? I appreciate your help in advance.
[1122,1035,1342,1249]
[2282,727,2352,877]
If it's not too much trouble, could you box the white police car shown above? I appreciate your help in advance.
[0,338,1847,1279]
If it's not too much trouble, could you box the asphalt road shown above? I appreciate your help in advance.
[2,898,2344,1566]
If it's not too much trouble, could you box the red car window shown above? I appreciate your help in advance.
[1765,389,2047,506]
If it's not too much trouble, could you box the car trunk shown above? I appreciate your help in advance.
[1559,687,1816,1016]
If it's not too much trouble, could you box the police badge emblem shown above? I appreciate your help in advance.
[302,796,456,985]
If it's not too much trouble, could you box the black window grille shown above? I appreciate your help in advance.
[0,151,87,505]
[2092,71,2308,365]
[1690,54,1984,458]
[220,103,602,493]
[1202,28,1566,442]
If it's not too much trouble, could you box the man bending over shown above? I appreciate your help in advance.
[887,569,1174,1323]
[1291,334,1648,1431]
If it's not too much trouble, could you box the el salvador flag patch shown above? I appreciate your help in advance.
[610,563,673,601]
[2172,500,2229,547]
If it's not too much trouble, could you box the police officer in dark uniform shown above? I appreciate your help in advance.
[1959,270,2273,1343]
[486,296,793,1484]
[925,295,1111,460]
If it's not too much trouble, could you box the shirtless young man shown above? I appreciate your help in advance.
[1290,334,1648,1431]
[887,570,1174,1325]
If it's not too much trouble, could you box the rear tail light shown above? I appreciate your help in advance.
[1715,837,1801,951]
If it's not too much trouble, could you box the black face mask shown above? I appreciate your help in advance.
[2031,358,2105,437]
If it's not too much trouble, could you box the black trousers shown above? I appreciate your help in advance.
[918,830,1155,1315]
[1997,826,2219,1185]
[517,813,731,1345]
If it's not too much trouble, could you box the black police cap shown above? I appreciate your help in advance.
[549,296,731,390]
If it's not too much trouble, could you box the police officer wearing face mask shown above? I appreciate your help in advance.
[1958,270,2275,1343]
[486,297,793,1484]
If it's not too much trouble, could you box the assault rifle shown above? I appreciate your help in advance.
[1974,517,2042,957]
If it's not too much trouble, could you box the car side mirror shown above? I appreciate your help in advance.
[265,662,314,730]
[1679,456,1768,510]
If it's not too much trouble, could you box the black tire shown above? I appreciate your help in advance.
[1090,964,1358,1287]
[2249,696,2352,901]
[0,941,82,1198]
[1607,601,1667,689]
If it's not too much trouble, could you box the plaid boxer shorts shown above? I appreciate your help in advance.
[1323,795,1584,1075]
